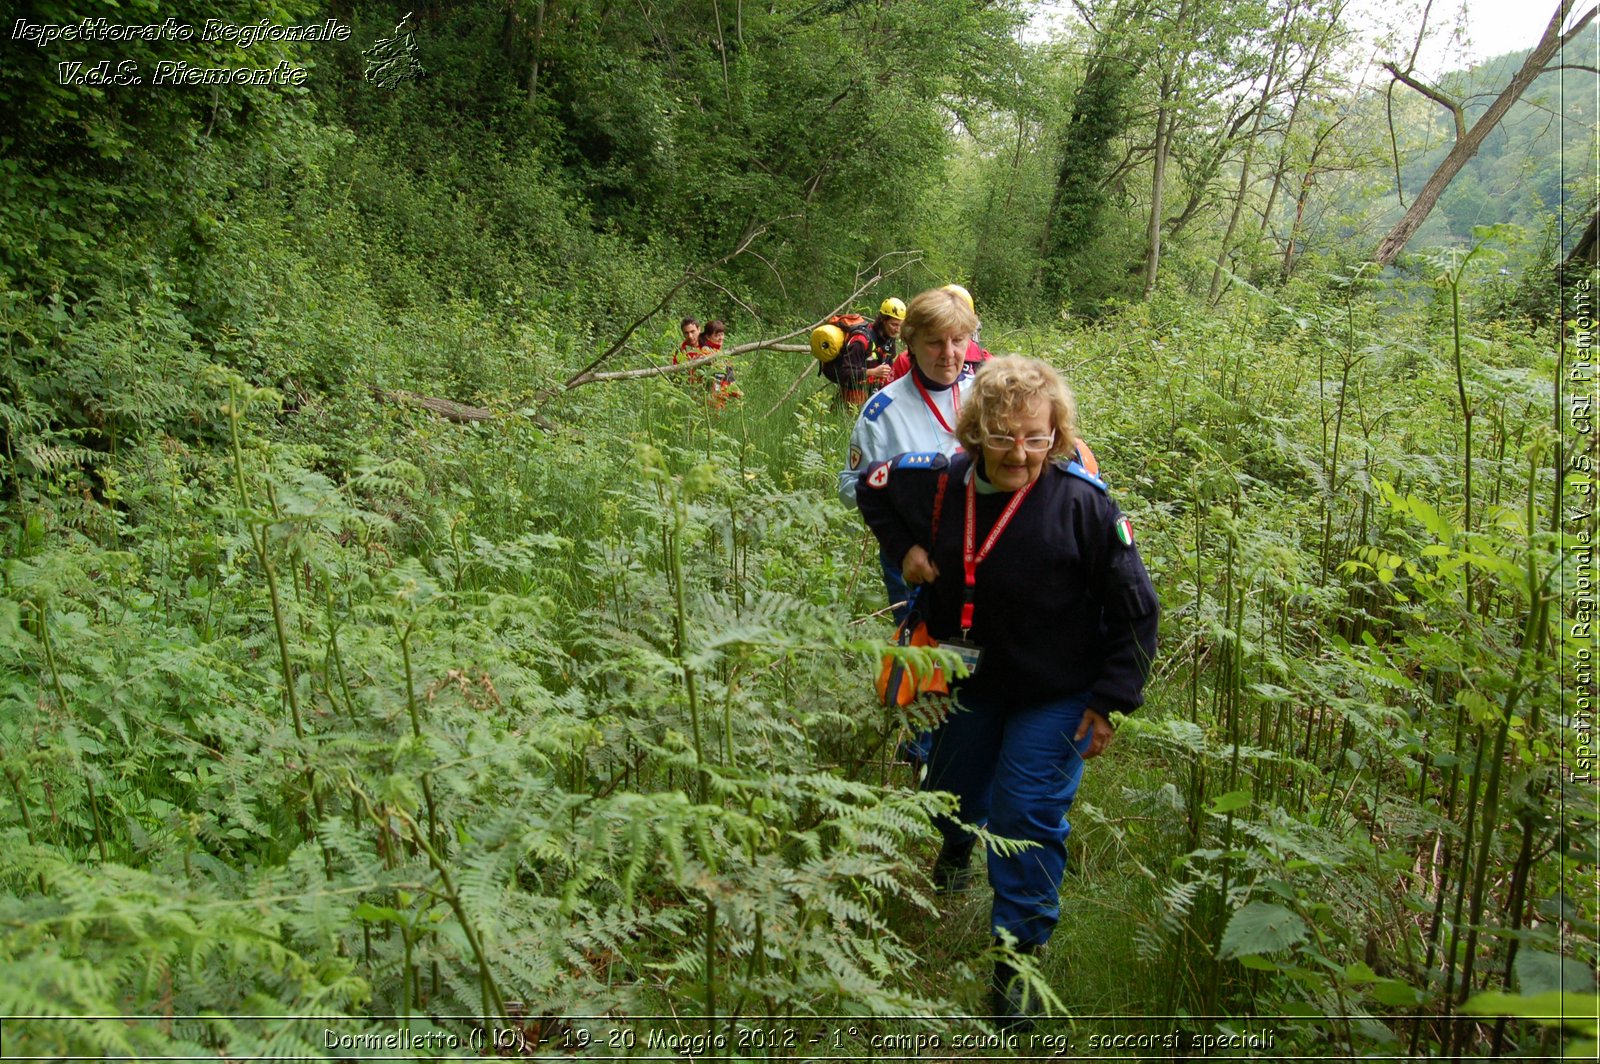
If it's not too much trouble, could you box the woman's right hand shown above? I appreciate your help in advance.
[901,545,940,585]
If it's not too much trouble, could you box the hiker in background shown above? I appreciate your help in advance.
[813,297,904,406]
[700,319,725,355]
[890,285,990,383]
[700,320,741,408]
[854,356,1159,1027]
[886,284,1101,477]
[838,287,976,611]
[674,316,707,384]
[870,297,905,363]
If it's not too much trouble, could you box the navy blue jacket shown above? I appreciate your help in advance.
[856,450,1159,714]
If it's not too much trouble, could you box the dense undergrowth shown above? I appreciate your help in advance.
[4,253,1596,1056]
[2,2,1595,1057]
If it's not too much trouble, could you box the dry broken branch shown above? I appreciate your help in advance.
[375,389,555,431]
[762,362,823,418]
[544,216,791,398]
[381,389,495,424]
[559,250,922,391]
[1373,0,1598,266]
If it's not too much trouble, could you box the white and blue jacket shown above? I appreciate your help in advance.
[837,366,972,506]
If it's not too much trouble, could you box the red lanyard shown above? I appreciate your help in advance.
[912,372,960,434]
[961,474,1035,633]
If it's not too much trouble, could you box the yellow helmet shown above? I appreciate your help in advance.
[810,323,846,362]
[942,283,975,312]
[879,297,906,320]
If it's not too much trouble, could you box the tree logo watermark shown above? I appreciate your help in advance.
[363,12,423,88]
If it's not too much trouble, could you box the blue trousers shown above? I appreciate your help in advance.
[880,551,911,624]
[924,688,1093,948]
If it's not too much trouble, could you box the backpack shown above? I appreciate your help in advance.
[828,313,874,348]
[812,312,876,369]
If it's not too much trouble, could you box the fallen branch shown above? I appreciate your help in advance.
[567,343,799,386]
[552,219,789,396]
[561,250,922,391]
[381,389,494,424]
[762,362,822,418]
[375,388,554,431]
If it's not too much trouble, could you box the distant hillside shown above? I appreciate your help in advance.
[1318,31,1596,260]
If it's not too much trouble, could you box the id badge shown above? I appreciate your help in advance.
[942,637,984,675]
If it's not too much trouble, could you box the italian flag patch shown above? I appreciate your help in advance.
[1115,515,1134,546]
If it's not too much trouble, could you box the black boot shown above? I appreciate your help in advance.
[990,944,1044,1031]
[930,839,978,894]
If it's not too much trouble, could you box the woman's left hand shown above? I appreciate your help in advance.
[1074,709,1113,759]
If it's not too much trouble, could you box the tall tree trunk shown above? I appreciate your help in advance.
[527,0,548,102]
[1564,209,1600,270]
[1281,122,1338,281]
[1141,0,1192,297]
[1143,92,1173,298]
[1372,0,1596,266]
[1256,0,1347,251]
[1160,101,1260,241]
[1208,1,1296,301]
[1206,135,1260,301]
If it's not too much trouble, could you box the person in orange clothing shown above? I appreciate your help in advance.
[698,320,741,408]
[819,298,905,405]
[674,317,707,384]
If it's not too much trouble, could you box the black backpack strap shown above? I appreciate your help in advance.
[901,471,949,630]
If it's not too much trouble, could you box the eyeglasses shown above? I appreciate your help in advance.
[983,430,1056,453]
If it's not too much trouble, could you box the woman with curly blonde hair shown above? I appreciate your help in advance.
[855,356,1159,1025]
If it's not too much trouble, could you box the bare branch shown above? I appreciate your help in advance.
[571,344,807,387]
[560,251,923,391]
[380,389,494,424]
[696,275,764,322]
[745,247,788,302]
[1406,0,1435,71]
[1383,62,1466,140]
[553,219,781,393]
[1559,4,1600,47]
[1068,0,1100,35]
[1385,81,1407,209]
[373,388,554,431]
[1384,0,1438,207]
[1374,0,1599,265]
[762,363,823,418]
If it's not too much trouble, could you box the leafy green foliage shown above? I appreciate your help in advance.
[1216,901,1309,959]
